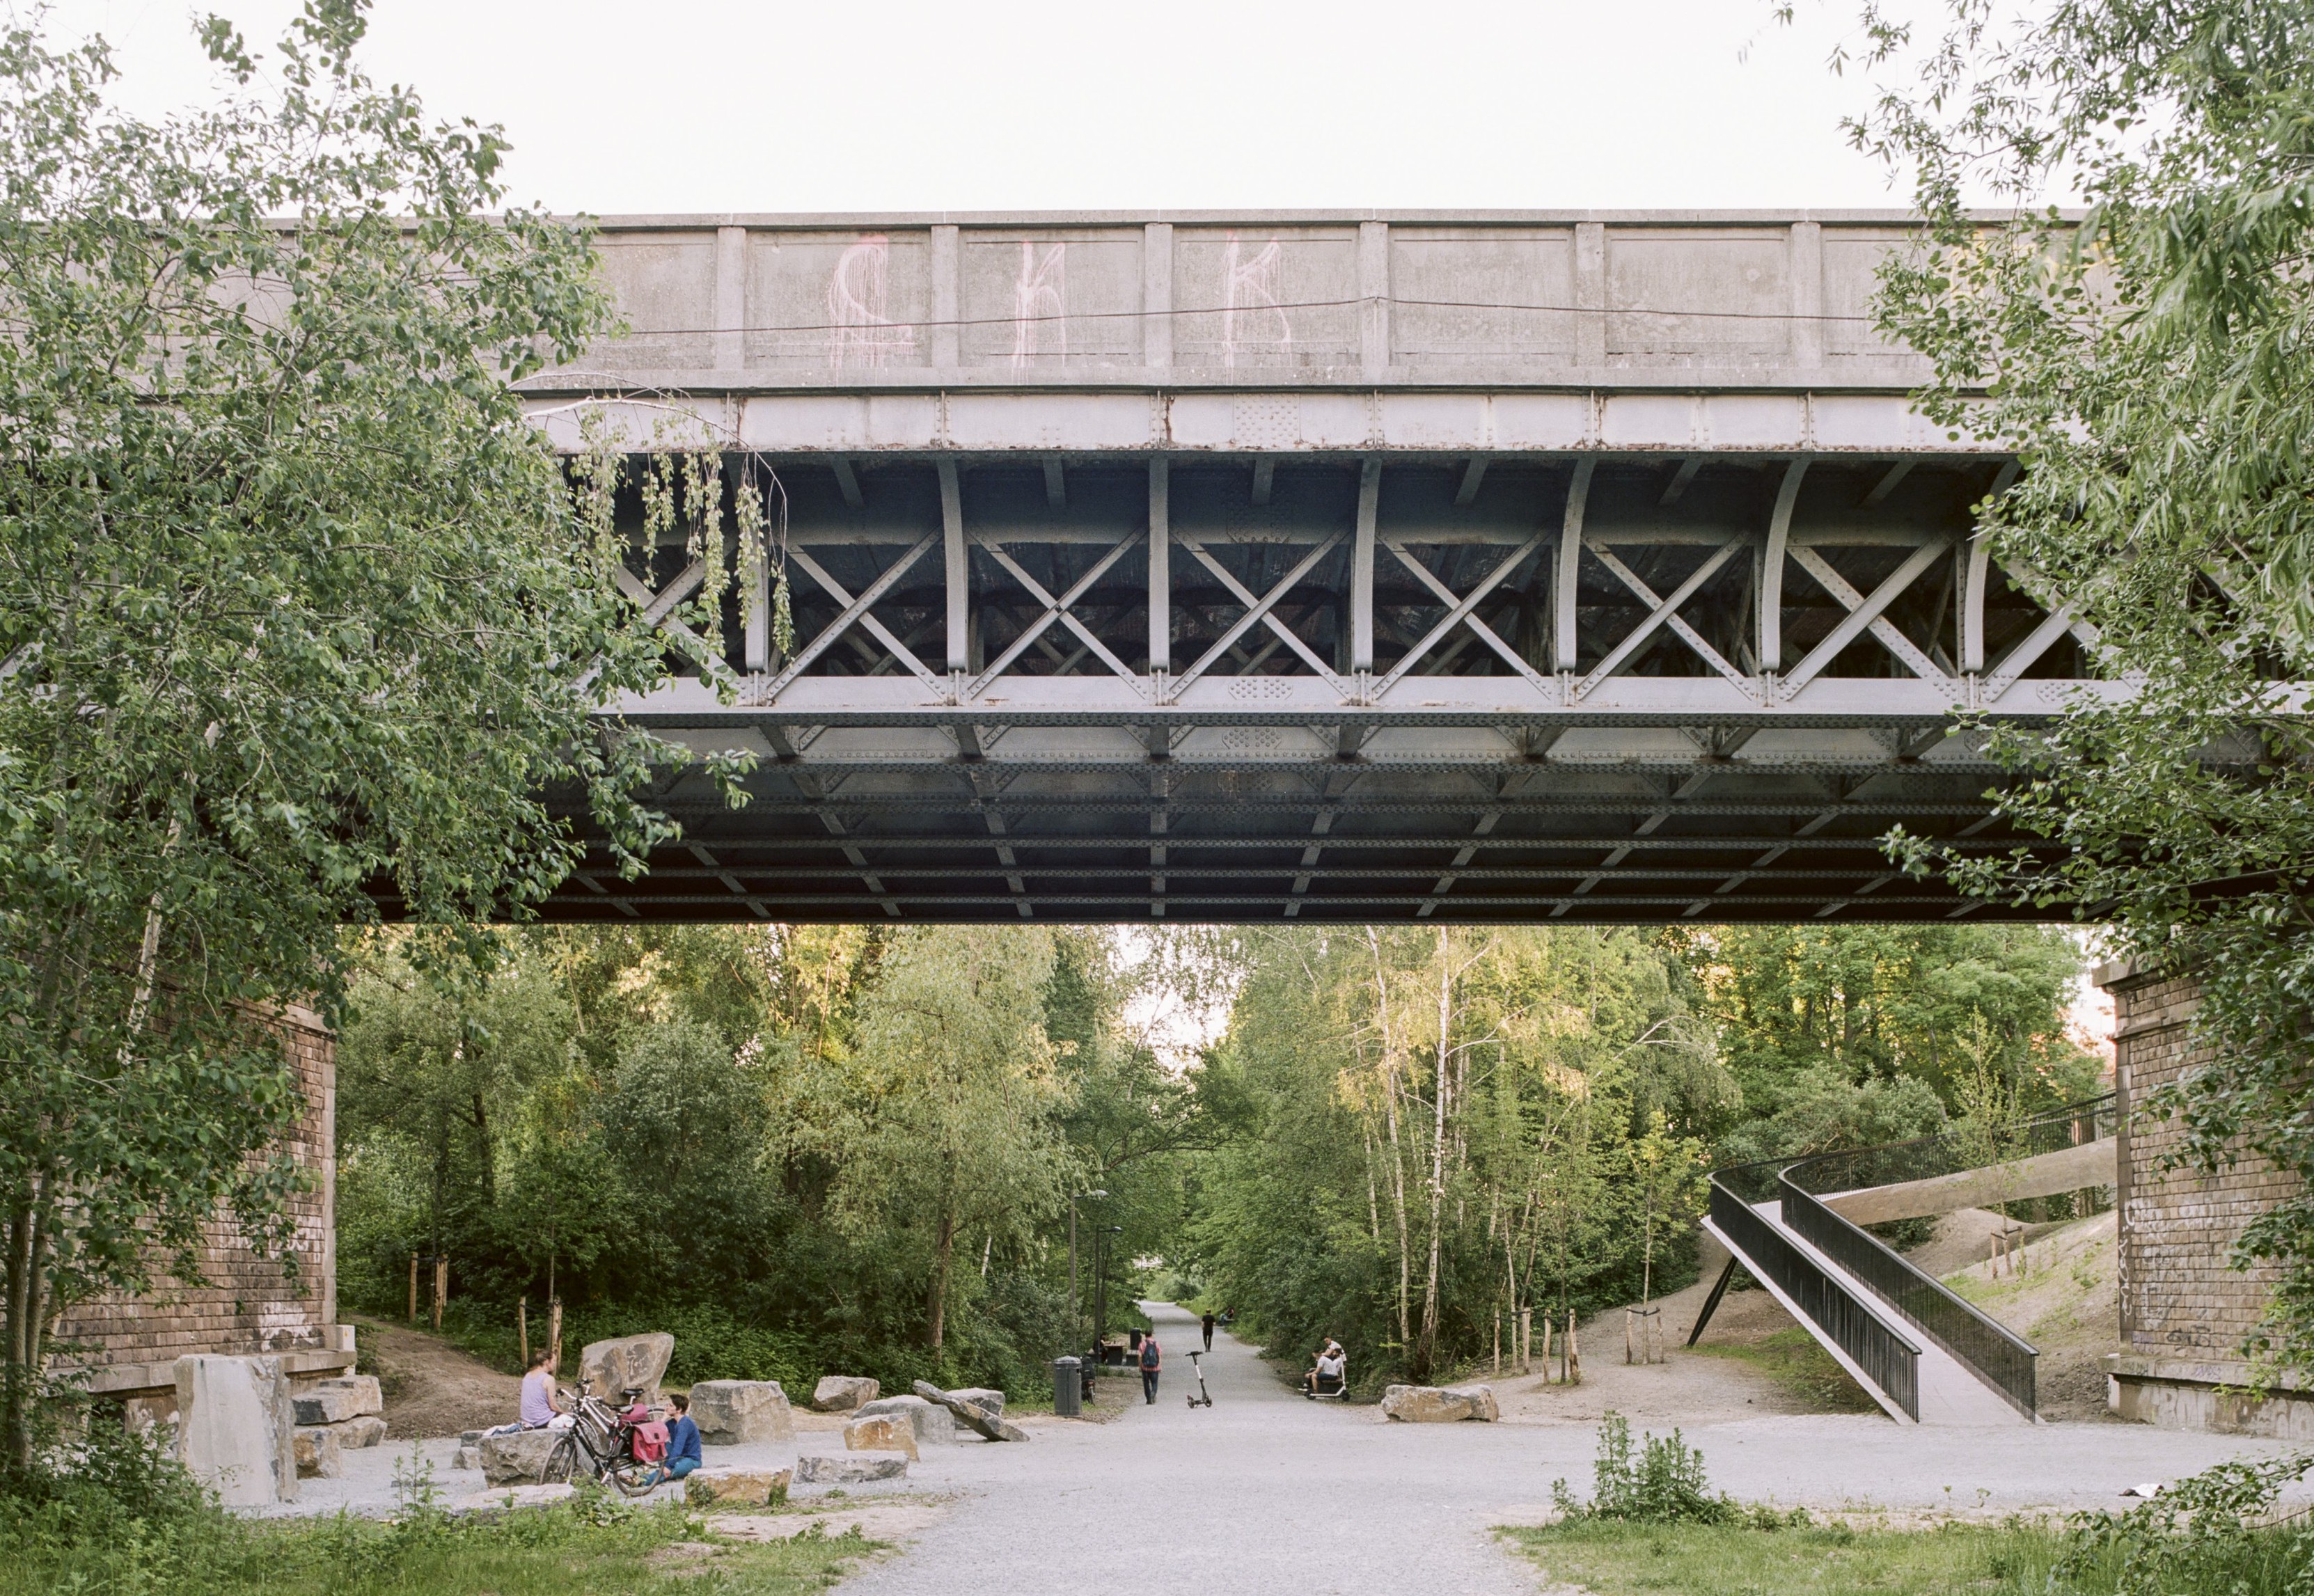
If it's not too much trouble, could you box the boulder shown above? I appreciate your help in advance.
[448,1482,575,1516]
[480,1427,562,1485]
[795,1452,908,1485]
[811,1375,879,1412]
[173,1354,297,1506]
[912,1380,1030,1442]
[292,1426,342,1480]
[688,1380,794,1444]
[1380,1384,1498,1423]
[684,1464,793,1508]
[855,1393,954,1446]
[333,1414,388,1449]
[291,1375,384,1425]
[950,1387,1005,1419]
[842,1413,918,1460]
[451,1444,480,1471]
[579,1333,675,1402]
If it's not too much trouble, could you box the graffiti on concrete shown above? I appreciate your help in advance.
[1011,241,1067,368]
[1222,234,1291,367]
[827,236,916,368]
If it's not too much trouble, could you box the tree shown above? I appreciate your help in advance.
[0,4,675,1471]
[832,929,1071,1352]
[1808,0,2314,1373]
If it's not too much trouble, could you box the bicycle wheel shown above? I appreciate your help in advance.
[605,1457,660,1498]
[540,1433,579,1485]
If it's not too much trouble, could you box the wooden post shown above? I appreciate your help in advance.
[1493,1311,1501,1375]
[1567,1309,1581,1384]
[408,1251,418,1322]
[1625,1308,1635,1365]
[548,1297,563,1366]
[432,1256,448,1332]
[1520,1307,1532,1375]
[1540,1320,1553,1382]
[518,1296,529,1368]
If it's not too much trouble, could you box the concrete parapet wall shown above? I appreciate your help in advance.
[1823,1138,2116,1226]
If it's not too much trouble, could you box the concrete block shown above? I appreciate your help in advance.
[688,1380,793,1444]
[173,1354,297,1506]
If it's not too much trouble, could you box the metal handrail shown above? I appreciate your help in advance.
[1706,1173,1922,1420]
[1777,1175,2038,1419]
[1763,1091,2115,1421]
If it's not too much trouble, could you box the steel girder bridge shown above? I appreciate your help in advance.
[491,210,2120,925]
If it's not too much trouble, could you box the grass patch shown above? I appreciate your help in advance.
[0,1485,877,1596]
[1687,1327,1878,1412]
[1504,1518,2068,1596]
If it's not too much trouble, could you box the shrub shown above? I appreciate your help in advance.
[1552,1411,1804,1530]
[2058,1450,2313,1596]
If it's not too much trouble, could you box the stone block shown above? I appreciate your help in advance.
[855,1393,954,1446]
[842,1413,918,1460]
[795,1452,907,1484]
[292,1425,341,1479]
[291,1375,383,1425]
[451,1444,479,1471]
[580,1332,675,1403]
[448,1482,575,1516]
[684,1464,793,1508]
[174,1354,297,1506]
[1380,1383,1497,1423]
[479,1427,562,1486]
[950,1386,1005,1419]
[333,1413,388,1449]
[812,1375,878,1412]
[688,1380,794,1444]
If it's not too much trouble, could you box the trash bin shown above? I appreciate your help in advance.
[1052,1356,1082,1418]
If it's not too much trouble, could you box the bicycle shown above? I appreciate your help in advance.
[540,1385,662,1496]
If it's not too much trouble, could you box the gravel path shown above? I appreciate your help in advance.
[833,1302,2308,1595]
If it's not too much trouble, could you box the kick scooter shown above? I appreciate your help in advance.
[1186,1349,1214,1408]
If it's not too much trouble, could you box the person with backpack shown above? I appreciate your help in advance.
[1139,1329,1162,1403]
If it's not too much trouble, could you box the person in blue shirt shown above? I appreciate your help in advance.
[660,1391,702,1481]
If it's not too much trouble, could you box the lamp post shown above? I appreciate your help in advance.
[1067,1190,1108,1321]
[1092,1224,1124,1357]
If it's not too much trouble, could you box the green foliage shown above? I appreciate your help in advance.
[1551,1411,1759,1528]
[2056,1450,2313,1596]
[0,3,694,1473]
[1183,928,1722,1386]
[1822,0,2314,1373]
[1506,1518,2075,1596]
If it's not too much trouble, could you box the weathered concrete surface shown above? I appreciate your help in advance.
[855,1393,954,1446]
[478,1428,560,1486]
[812,1375,879,1412]
[175,1354,297,1506]
[843,1413,919,1460]
[685,1464,794,1506]
[292,1375,384,1426]
[796,1452,908,1484]
[579,1333,674,1401]
[689,1380,794,1444]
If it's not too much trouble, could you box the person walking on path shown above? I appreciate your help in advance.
[1201,1312,1215,1352]
[1139,1329,1162,1403]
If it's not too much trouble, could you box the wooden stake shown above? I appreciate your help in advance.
[1567,1310,1581,1384]
[518,1296,528,1368]
[1625,1308,1635,1365]
[432,1256,448,1332]
[408,1251,418,1323]
[1493,1312,1501,1375]
[548,1297,563,1366]
[1519,1307,1532,1375]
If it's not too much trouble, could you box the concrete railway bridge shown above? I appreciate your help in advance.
[480,210,2127,928]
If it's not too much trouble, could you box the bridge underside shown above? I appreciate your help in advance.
[480,448,2099,925]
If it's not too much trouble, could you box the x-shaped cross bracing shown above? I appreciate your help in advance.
[760,534,943,702]
[1378,535,1548,697]
[1577,536,1748,701]
[968,530,1144,699]
[1170,531,1348,698]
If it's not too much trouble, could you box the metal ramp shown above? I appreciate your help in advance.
[1692,1096,2114,1425]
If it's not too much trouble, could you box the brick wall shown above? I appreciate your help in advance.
[53,1009,336,1371]
[2108,968,2293,1359]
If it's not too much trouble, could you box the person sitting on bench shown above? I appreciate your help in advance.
[1301,1339,1346,1396]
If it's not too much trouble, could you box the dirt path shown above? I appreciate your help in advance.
[352,1316,521,1439]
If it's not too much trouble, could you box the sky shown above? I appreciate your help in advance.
[29,0,1938,215]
